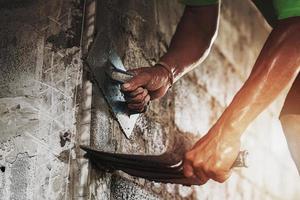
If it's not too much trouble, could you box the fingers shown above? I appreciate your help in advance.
[125,88,148,101]
[122,73,150,92]
[125,88,149,104]
[206,164,231,183]
[125,87,144,97]
[127,68,146,75]
[183,151,195,177]
[183,161,194,178]
[121,67,171,112]
[189,158,209,184]
[213,171,231,183]
[126,85,168,103]
[122,67,170,102]
[124,87,150,112]
[127,95,150,111]
[123,84,168,111]
[183,158,208,185]
[194,169,209,185]
[184,151,231,185]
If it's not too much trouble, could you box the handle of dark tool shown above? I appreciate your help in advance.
[232,150,249,168]
[110,69,134,84]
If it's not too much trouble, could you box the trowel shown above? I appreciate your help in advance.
[86,34,139,138]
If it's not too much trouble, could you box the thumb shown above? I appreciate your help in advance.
[183,160,195,178]
[127,68,146,76]
[122,72,150,91]
[183,151,195,178]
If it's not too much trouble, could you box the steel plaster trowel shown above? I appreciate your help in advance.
[86,34,139,138]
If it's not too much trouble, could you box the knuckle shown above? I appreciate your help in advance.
[192,160,204,169]
[185,152,194,161]
[194,172,208,185]
[215,175,229,183]
[205,165,224,178]
[143,88,148,95]
[202,165,211,174]
[141,89,148,97]
[146,94,151,101]
[142,96,150,105]
[136,93,145,101]
[210,163,223,173]
[135,87,143,94]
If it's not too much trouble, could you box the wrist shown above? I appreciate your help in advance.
[155,61,174,88]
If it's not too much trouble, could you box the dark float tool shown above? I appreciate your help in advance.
[81,144,248,186]
[81,133,248,186]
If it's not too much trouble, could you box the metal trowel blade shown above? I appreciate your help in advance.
[86,34,139,138]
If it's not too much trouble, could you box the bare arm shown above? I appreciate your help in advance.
[217,18,300,137]
[184,17,300,184]
[160,5,219,82]
[121,5,219,112]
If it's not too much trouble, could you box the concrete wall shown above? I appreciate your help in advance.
[0,0,300,200]
[0,0,84,199]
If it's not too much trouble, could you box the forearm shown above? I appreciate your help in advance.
[213,18,300,138]
[159,5,219,82]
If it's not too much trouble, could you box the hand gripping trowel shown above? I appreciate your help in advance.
[81,133,248,186]
[86,33,138,138]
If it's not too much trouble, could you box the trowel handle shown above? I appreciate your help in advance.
[232,150,249,168]
[110,68,134,84]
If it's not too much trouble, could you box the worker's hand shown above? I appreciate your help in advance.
[121,65,171,113]
[183,125,240,184]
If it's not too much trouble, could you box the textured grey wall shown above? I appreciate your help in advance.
[1,0,300,200]
[0,0,83,199]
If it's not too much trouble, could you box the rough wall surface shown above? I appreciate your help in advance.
[1,0,300,200]
[0,0,83,199]
[89,0,300,200]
